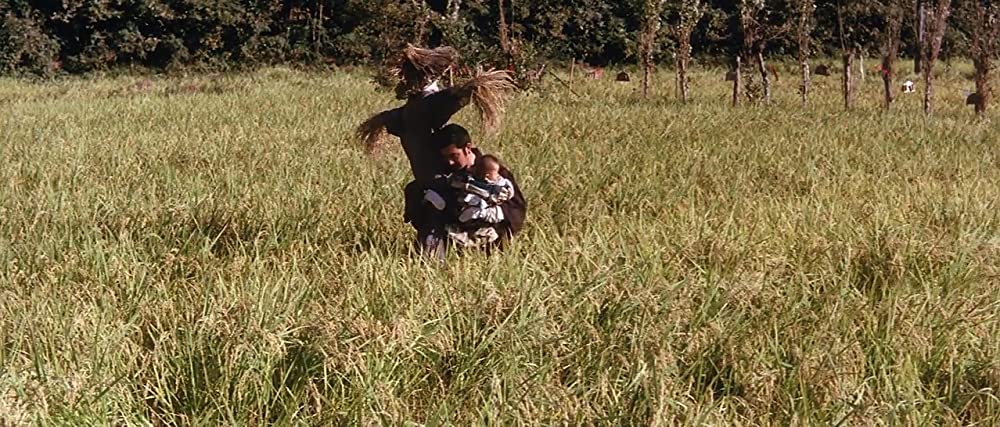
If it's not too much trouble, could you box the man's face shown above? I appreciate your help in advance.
[441,144,475,170]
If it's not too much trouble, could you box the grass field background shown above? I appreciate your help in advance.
[2,62,1000,425]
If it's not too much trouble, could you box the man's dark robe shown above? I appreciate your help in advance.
[376,85,474,184]
[370,85,472,239]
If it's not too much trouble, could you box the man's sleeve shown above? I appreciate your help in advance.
[404,177,458,230]
[498,168,527,235]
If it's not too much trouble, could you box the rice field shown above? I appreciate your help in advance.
[2,62,1000,425]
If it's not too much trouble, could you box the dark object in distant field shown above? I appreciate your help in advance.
[815,64,831,76]
[966,92,983,106]
[725,70,737,81]
[584,66,603,79]
[616,71,630,82]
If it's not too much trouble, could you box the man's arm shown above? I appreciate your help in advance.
[497,167,526,235]
[450,175,512,204]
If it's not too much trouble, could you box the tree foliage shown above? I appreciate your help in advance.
[0,0,990,75]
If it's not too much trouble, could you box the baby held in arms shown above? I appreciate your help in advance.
[447,154,515,246]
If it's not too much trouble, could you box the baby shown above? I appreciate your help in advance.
[459,155,515,223]
[446,154,515,247]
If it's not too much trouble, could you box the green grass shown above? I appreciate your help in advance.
[2,62,1000,425]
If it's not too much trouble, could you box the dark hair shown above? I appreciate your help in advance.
[480,154,501,168]
[475,154,503,178]
[434,123,472,150]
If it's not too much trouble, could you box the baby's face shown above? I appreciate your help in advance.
[481,164,500,182]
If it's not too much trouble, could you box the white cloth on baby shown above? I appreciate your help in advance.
[458,176,513,224]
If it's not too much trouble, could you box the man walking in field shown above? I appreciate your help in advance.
[356,44,519,256]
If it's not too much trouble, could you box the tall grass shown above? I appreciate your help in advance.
[2,63,999,425]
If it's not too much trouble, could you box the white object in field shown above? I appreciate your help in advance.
[901,80,915,93]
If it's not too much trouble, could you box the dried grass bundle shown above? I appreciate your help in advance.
[462,68,516,135]
[400,44,458,78]
[391,44,459,99]
[356,110,392,153]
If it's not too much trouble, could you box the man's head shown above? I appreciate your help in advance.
[436,124,476,171]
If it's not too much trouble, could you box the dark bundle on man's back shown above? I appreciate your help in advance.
[392,44,459,99]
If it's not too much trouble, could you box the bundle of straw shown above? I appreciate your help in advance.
[391,44,459,99]
[460,68,516,136]
[356,110,392,153]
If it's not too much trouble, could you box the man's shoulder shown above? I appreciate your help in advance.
[498,165,518,182]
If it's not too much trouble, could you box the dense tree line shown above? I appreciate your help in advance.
[0,0,990,76]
